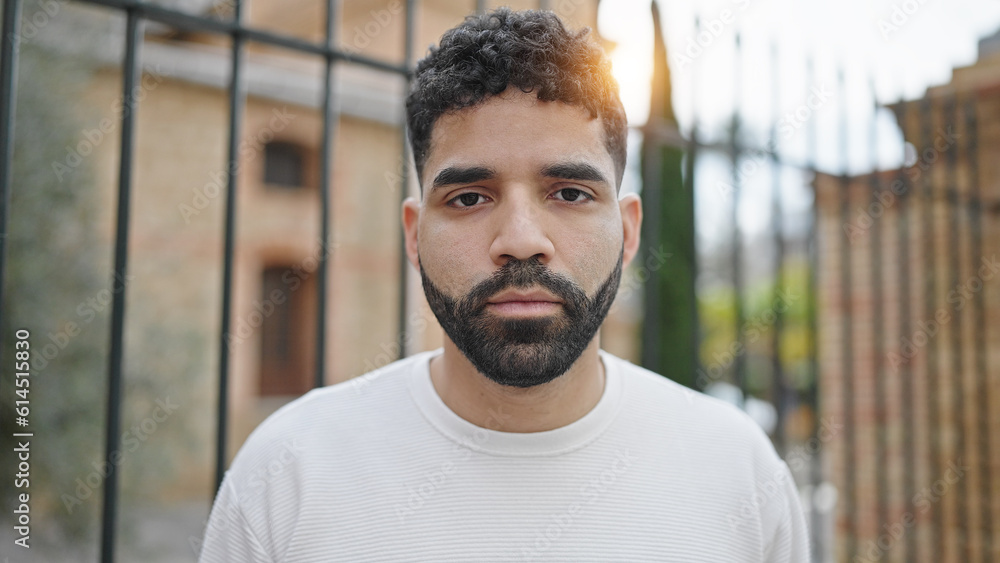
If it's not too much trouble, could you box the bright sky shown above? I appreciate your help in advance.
[598,0,1000,250]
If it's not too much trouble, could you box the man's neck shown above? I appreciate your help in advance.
[428,337,606,433]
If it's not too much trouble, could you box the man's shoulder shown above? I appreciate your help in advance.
[264,350,427,424]
[227,351,433,474]
[604,352,779,457]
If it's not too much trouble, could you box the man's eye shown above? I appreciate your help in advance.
[450,193,487,207]
[553,188,591,202]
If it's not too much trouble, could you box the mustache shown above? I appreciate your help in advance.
[461,257,588,316]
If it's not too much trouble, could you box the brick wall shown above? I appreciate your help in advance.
[815,84,1000,563]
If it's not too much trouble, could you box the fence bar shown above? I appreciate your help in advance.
[803,56,824,562]
[892,99,916,562]
[917,94,941,562]
[638,2,696,388]
[730,33,746,400]
[476,0,487,13]
[768,42,786,452]
[964,96,993,562]
[639,131,663,372]
[82,0,407,75]
[835,66,858,559]
[315,0,341,388]
[99,10,143,563]
[0,0,24,352]
[867,82,889,546]
[214,0,246,495]
[396,0,416,356]
[637,7,671,381]
[943,95,969,560]
[684,110,700,390]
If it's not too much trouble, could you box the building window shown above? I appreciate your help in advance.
[259,265,315,396]
[263,141,305,188]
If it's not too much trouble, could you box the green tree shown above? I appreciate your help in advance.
[640,1,698,388]
[1,37,109,542]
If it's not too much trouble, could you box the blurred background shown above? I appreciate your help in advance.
[0,0,997,561]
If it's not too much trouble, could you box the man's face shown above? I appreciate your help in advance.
[403,88,641,388]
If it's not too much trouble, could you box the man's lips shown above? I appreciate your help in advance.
[486,289,562,316]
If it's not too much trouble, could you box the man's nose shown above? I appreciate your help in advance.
[488,193,555,266]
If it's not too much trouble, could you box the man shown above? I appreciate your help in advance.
[199,8,808,562]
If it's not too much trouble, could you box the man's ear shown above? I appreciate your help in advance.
[619,193,642,269]
[402,197,421,270]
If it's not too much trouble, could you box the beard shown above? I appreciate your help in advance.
[420,250,623,388]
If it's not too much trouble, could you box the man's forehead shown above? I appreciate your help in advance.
[431,89,596,132]
[422,92,612,187]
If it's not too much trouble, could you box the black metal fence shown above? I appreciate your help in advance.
[0,0,420,560]
[642,37,830,558]
[642,19,995,561]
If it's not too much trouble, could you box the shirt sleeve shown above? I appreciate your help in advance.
[198,476,274,563]
[761,461,811,563]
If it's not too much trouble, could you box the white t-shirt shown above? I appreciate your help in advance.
[198,349,809,562]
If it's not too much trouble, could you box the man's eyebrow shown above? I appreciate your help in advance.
[431,166,496,190]
[540,162,610,186]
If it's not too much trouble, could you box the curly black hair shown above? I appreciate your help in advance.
[405,7,627,189]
